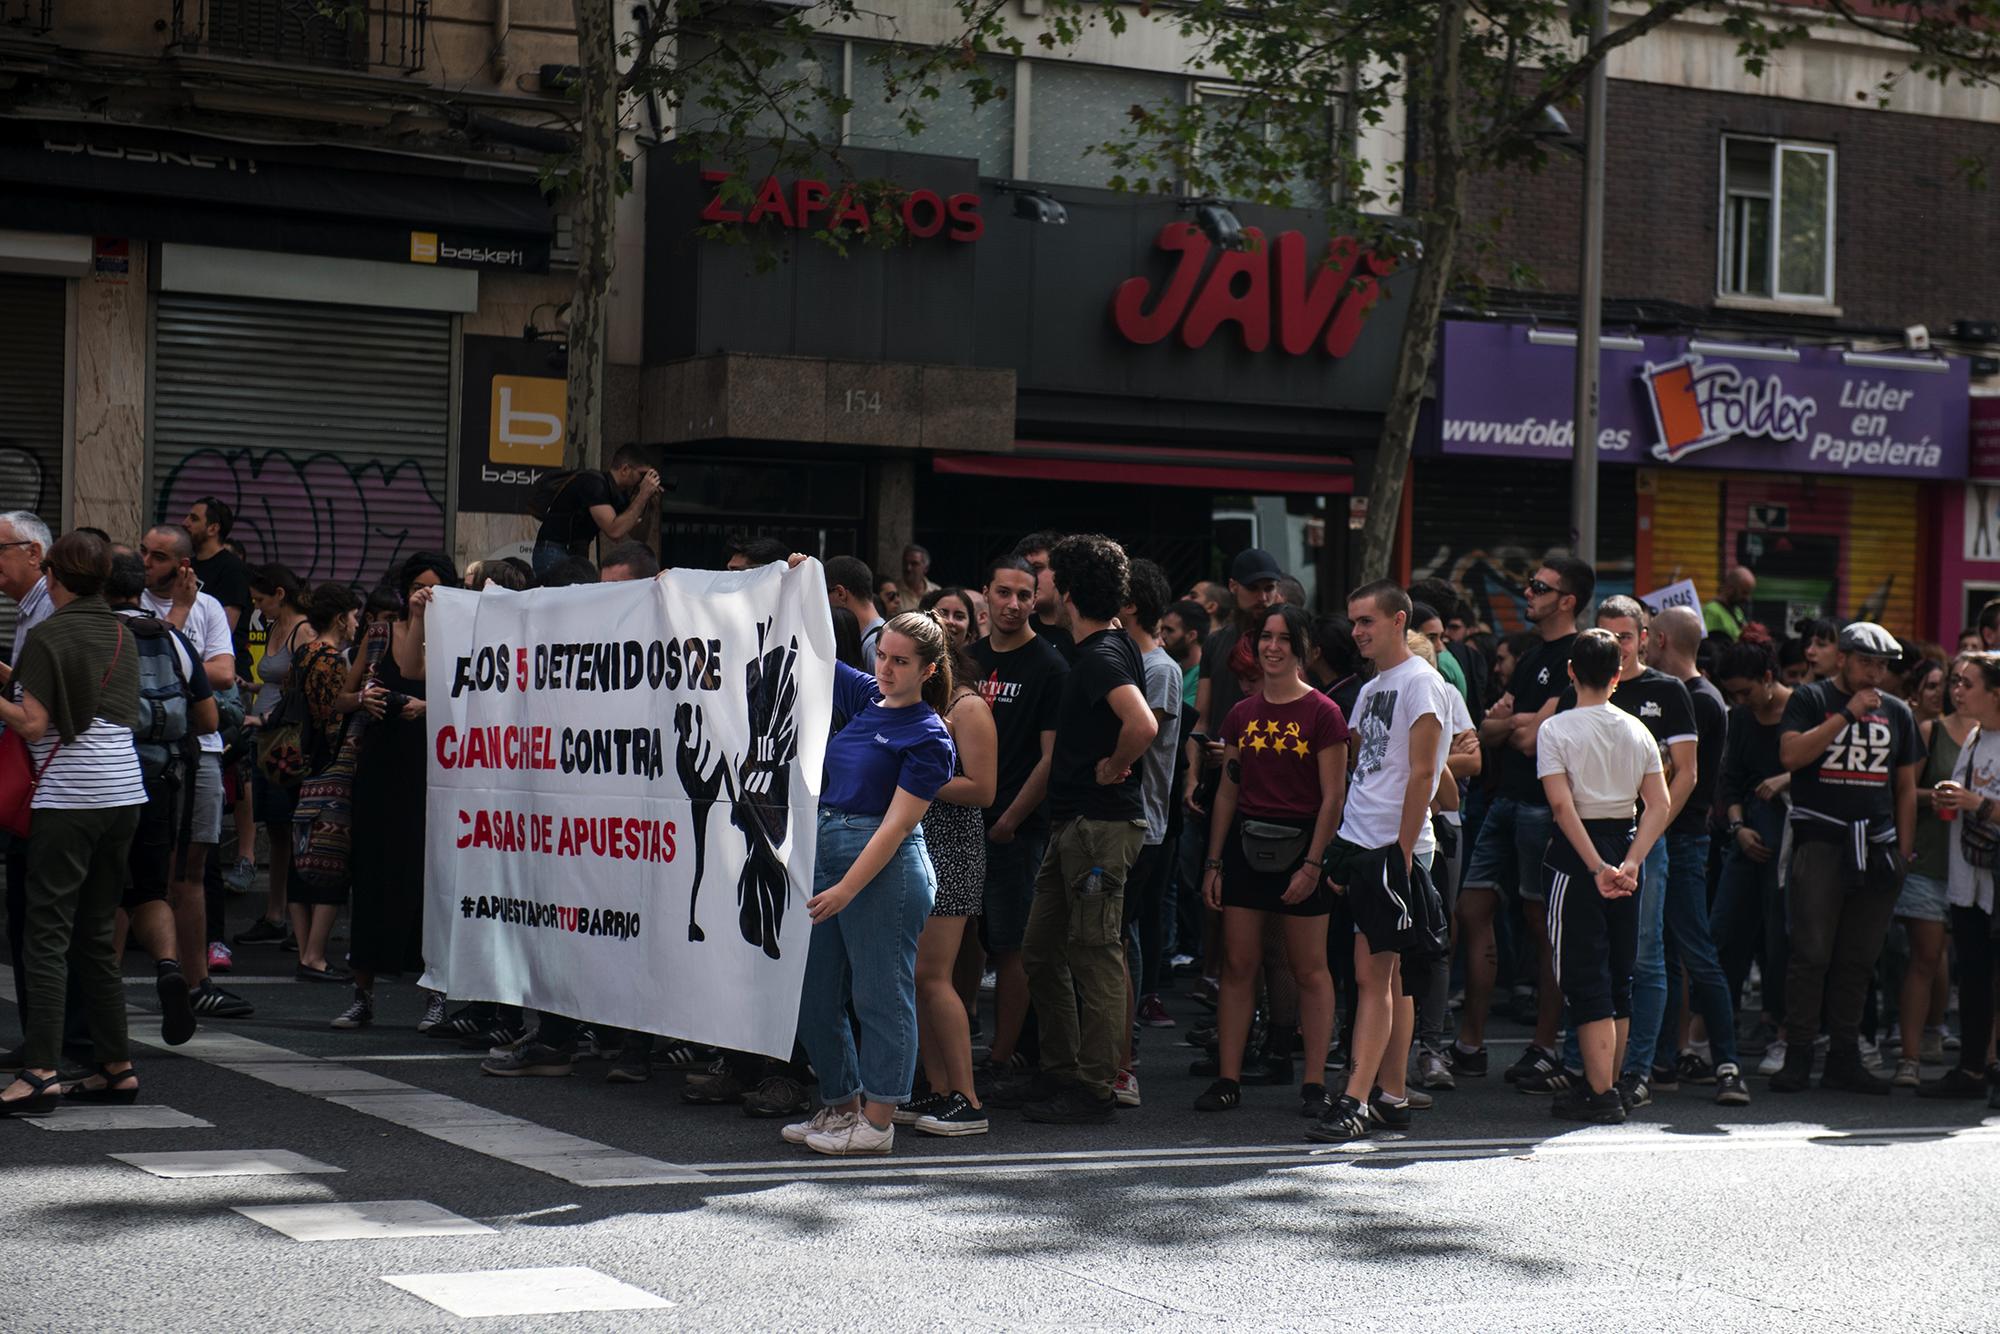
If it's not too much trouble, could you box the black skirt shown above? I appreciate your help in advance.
[1221,814,1332,917]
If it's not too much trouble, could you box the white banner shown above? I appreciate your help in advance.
[422,562,834,1058]
[1638,578,1701,618]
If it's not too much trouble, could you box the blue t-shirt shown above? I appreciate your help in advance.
[821,662,956,816]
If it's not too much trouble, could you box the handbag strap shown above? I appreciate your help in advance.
[29,620,125,786]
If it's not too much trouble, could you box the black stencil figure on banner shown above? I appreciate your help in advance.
[675,700,726,943]
[721,619,801,960]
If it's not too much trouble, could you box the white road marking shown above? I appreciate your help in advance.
[381,1266,673,1317]
[28,1106,212,1131]
[234,1200,496,1242]
[112,1149,342,1178]
[129,1028,706,1186]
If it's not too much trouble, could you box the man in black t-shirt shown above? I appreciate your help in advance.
[531,444,661,577]
[1454,555,1593,1080]
[1012,532,1076,662]
[1005,535,1155,1126]
[1774,620,1922,1095]
[1541,596,1699,1108]
[968,555,1068,1077]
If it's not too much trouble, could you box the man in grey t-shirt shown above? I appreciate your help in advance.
[1119,561,1185,1089]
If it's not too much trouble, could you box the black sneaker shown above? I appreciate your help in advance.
[1675,1050,1717,1085]
[1553,1085,1627,1124]
[1186,1055,1221,1079]
[1445,1044,1489,1078]
[1300,1082,1333,1120]
[156,968,197,1046]
[190,983,255,1019]
[1769,1042,1814,1092]
[1185,1024,1218,1049]
[1305,1093,1374,1143]
[1648,1063,1681,1093]
[1615,1071,1652,1109]
[680,1069,748,1105]
[987,1071,1060,1109]
[461,1023,526,1052]
[605,1056,652,1085]
[743,1074,812,1118]
[1916,1066,1988,1100]
[1517,1065,1581,1096]
[915,1092,990,1137]
[1022,1085,1116,1125]
[1239,1051,1294,1086]
[653,1041,714,1067]
[428,1004,495,1039]
[1713,1063,1751,1107]
[329,988,373,1030]
[1368,1087,1413,1129]
[1821,1047,1891,1096]
[1193,1078,1241,1112]
[231,917,289,947]
[894,1090,950,1125]
[1505,1045,1561,1084]
[481,1042,575,1077]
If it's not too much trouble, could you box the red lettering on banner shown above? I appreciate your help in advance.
[902,189,946,239]
[946,192,984,242]
[1112,224,1394,358]
[698,169,742,223]
[1181,226,1269,352]
[746,174,795,227]
[515,646,528,693]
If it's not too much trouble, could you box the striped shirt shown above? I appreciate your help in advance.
[29,719,146,810]
[16,597,145,810]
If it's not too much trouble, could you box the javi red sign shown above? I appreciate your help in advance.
[1111,224,1394,357]
[700,170,984,241]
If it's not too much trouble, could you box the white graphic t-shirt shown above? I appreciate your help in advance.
[1340,655,1453,857]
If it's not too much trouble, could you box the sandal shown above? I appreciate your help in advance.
[0,1069,64,1117]
[63,1065,139,1106]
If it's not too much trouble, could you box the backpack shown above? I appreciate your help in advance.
[122,614,197,783]
[528,468,609,544]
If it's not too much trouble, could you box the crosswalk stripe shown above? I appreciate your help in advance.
[382,1266,672,1317]
[234,1200,496,1242]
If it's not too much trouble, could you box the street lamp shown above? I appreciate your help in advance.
[993,183,1069,224]
[1179,197,1249,250]
[1572,0,1608,571]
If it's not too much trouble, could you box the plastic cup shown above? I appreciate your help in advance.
[1936,782,1961,821]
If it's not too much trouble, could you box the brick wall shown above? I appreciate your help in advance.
[1466,79,2000,331]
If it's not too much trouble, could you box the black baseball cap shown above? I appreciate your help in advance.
[1229,548,1284,586]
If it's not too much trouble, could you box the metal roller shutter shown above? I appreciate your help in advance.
[1412,458,1637,634]
[1643,467,1722,595]
[1837,479,1919,635]
[0,273,67,650]
[150,293,451,591]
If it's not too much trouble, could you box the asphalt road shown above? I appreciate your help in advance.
[3,900,1996,1332]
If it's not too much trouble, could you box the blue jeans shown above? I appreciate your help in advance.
[1654,832,1737,1068]
[796,810,935,1107]
[531,541,572,577]
[1620,840,1672,1076]
[1463,797,1556,902]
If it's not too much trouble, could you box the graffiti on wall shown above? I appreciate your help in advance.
[158,447,444,589]
[1413,543,1636,634]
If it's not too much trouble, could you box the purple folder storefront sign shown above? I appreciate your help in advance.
[1431,320,1969,480]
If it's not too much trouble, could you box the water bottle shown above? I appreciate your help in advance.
[1078,865,1105,895]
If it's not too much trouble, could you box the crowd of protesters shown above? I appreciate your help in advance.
[2,493,1994,1157]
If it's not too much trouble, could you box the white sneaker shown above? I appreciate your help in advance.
[1113,1069,1141,1107]
[1858,1037,1886,1073]
[1757,1038,1789,1076]
[1893,1059,1921,1088]
[807,1115,894,1156]
[782,1106,854,1146]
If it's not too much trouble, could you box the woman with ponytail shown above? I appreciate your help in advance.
[782,556,958,1156]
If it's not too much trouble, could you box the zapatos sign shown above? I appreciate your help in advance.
[1111,224,1395,357]
[700,170,985,241]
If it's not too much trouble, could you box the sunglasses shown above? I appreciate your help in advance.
[1525,577,1561,597]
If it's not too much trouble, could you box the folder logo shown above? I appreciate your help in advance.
[1641,355,1815,463]
[410,231,438,264]
[489,376,566,464]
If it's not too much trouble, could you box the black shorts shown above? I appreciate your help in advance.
[1545,818,1640,1024]
[1220,816,1332,917]
[1333,839,1433,954]
[123,789,174,912]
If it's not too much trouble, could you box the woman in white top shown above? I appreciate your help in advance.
[1926,652,2000,1105]
[0,531,147,1115]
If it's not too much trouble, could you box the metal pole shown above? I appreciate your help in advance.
[1571,0,1608,570]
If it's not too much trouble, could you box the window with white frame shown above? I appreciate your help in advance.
[1191,83,1338,209]
[1719,136,1835,303]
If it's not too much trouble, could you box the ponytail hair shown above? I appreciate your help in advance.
[883,610,954,713]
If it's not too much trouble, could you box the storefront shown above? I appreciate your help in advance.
[1421,319,1969,640]
[1934,395,2000,642]
[641,148,1410,598]
[0,118,562,585]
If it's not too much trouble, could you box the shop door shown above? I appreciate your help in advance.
[0,274,67,650]
[150,293,452,590]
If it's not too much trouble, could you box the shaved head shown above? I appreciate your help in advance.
[145,525,192,560]
[1654,605,1704,657]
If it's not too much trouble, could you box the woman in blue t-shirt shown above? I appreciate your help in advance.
[782,579,958,1157]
